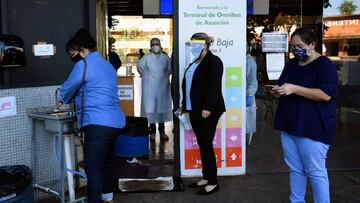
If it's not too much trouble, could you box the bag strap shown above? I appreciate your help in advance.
[80,60,87,129]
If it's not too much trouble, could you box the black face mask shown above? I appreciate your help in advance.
[71,53,83,63]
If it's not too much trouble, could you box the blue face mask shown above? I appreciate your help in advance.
[292,48,309,61]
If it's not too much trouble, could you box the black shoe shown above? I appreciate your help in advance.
[196,185,220,195]
[189,182,207,188]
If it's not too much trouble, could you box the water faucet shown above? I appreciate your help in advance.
[55,87,61,112]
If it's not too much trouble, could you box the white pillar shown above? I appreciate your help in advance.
[64,135,75,201]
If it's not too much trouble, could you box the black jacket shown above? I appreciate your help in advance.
[182,51,226,116]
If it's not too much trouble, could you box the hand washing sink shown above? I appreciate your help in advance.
[48,111,75,117]
[28,106,76,134]
[44,111,76,134]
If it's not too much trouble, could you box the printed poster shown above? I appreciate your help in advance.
[178,0,247,176]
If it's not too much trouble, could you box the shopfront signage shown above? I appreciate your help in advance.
[323,16,360,39]
[325,19,359,27]
[178,0,246,176]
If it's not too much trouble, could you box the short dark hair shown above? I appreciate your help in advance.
[66,29,96,53]
[291,27,317,46]
[150,38,161,46]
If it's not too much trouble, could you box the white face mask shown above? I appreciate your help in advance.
[151,45,161,53]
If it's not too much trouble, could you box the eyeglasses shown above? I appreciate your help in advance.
[151,43,160,46]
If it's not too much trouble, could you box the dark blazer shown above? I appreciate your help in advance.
[182,51,226,116]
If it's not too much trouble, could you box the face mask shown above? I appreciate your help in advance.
[292,48,309,61]
[191,43,204,60]
[151,45,161,53]
[71,53,83,63]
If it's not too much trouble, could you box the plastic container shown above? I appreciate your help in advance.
[115,134,149,157]
[115,116,150,157]
[174,109,192,130]
[0,165,33,203]
[126,64,132,76]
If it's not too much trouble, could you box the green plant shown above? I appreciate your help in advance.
[338,0,358,16]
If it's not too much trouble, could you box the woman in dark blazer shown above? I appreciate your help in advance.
[181,32,225,195]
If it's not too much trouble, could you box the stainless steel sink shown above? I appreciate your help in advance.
[28,106,76,134]
[48,111,75,117]
[44,111,75,134]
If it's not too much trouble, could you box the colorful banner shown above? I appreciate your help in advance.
[178,0,247,176]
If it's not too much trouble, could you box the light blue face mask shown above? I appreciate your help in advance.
[191,43,204,61]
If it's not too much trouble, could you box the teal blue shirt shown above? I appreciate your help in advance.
[60,51,125,129]
[185,62,199,110]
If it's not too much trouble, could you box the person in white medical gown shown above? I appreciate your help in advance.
[246,45,258,145]
[137,38,172,141]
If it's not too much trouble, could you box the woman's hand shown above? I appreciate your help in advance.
[202,110,211,118]
[267,85,280,96]
[277,83,297,96]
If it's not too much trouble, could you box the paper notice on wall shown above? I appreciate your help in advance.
[118,85,134,100]
[266,53,285,80]
[0,96,17,118]
[34,44,54,56]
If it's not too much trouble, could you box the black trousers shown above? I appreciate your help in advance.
[83,125,121,203]
[149,123,165,134]
[189,111,222,185]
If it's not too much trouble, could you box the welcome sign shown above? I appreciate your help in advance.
[178,0,247,176]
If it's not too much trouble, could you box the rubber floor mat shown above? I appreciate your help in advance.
[118,177,174,192]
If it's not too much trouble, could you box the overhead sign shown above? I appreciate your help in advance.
[118,85,133,100]
[178,0,246,176]
[262,32,288,53]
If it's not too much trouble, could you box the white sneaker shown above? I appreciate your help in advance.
[160,133,169,140]
[150,133,156,140]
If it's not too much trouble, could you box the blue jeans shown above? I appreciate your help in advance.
[83,125,121,203]
[281,131,330,203]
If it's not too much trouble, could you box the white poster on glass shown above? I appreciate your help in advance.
[178,0,247,176]
[266,53,285,80]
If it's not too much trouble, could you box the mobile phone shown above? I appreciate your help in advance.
[265,85,276,92]
[265,85,275,88]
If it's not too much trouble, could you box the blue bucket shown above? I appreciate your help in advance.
[115,134,149,157]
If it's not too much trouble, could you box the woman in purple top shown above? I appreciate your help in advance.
[269,28,338,203]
